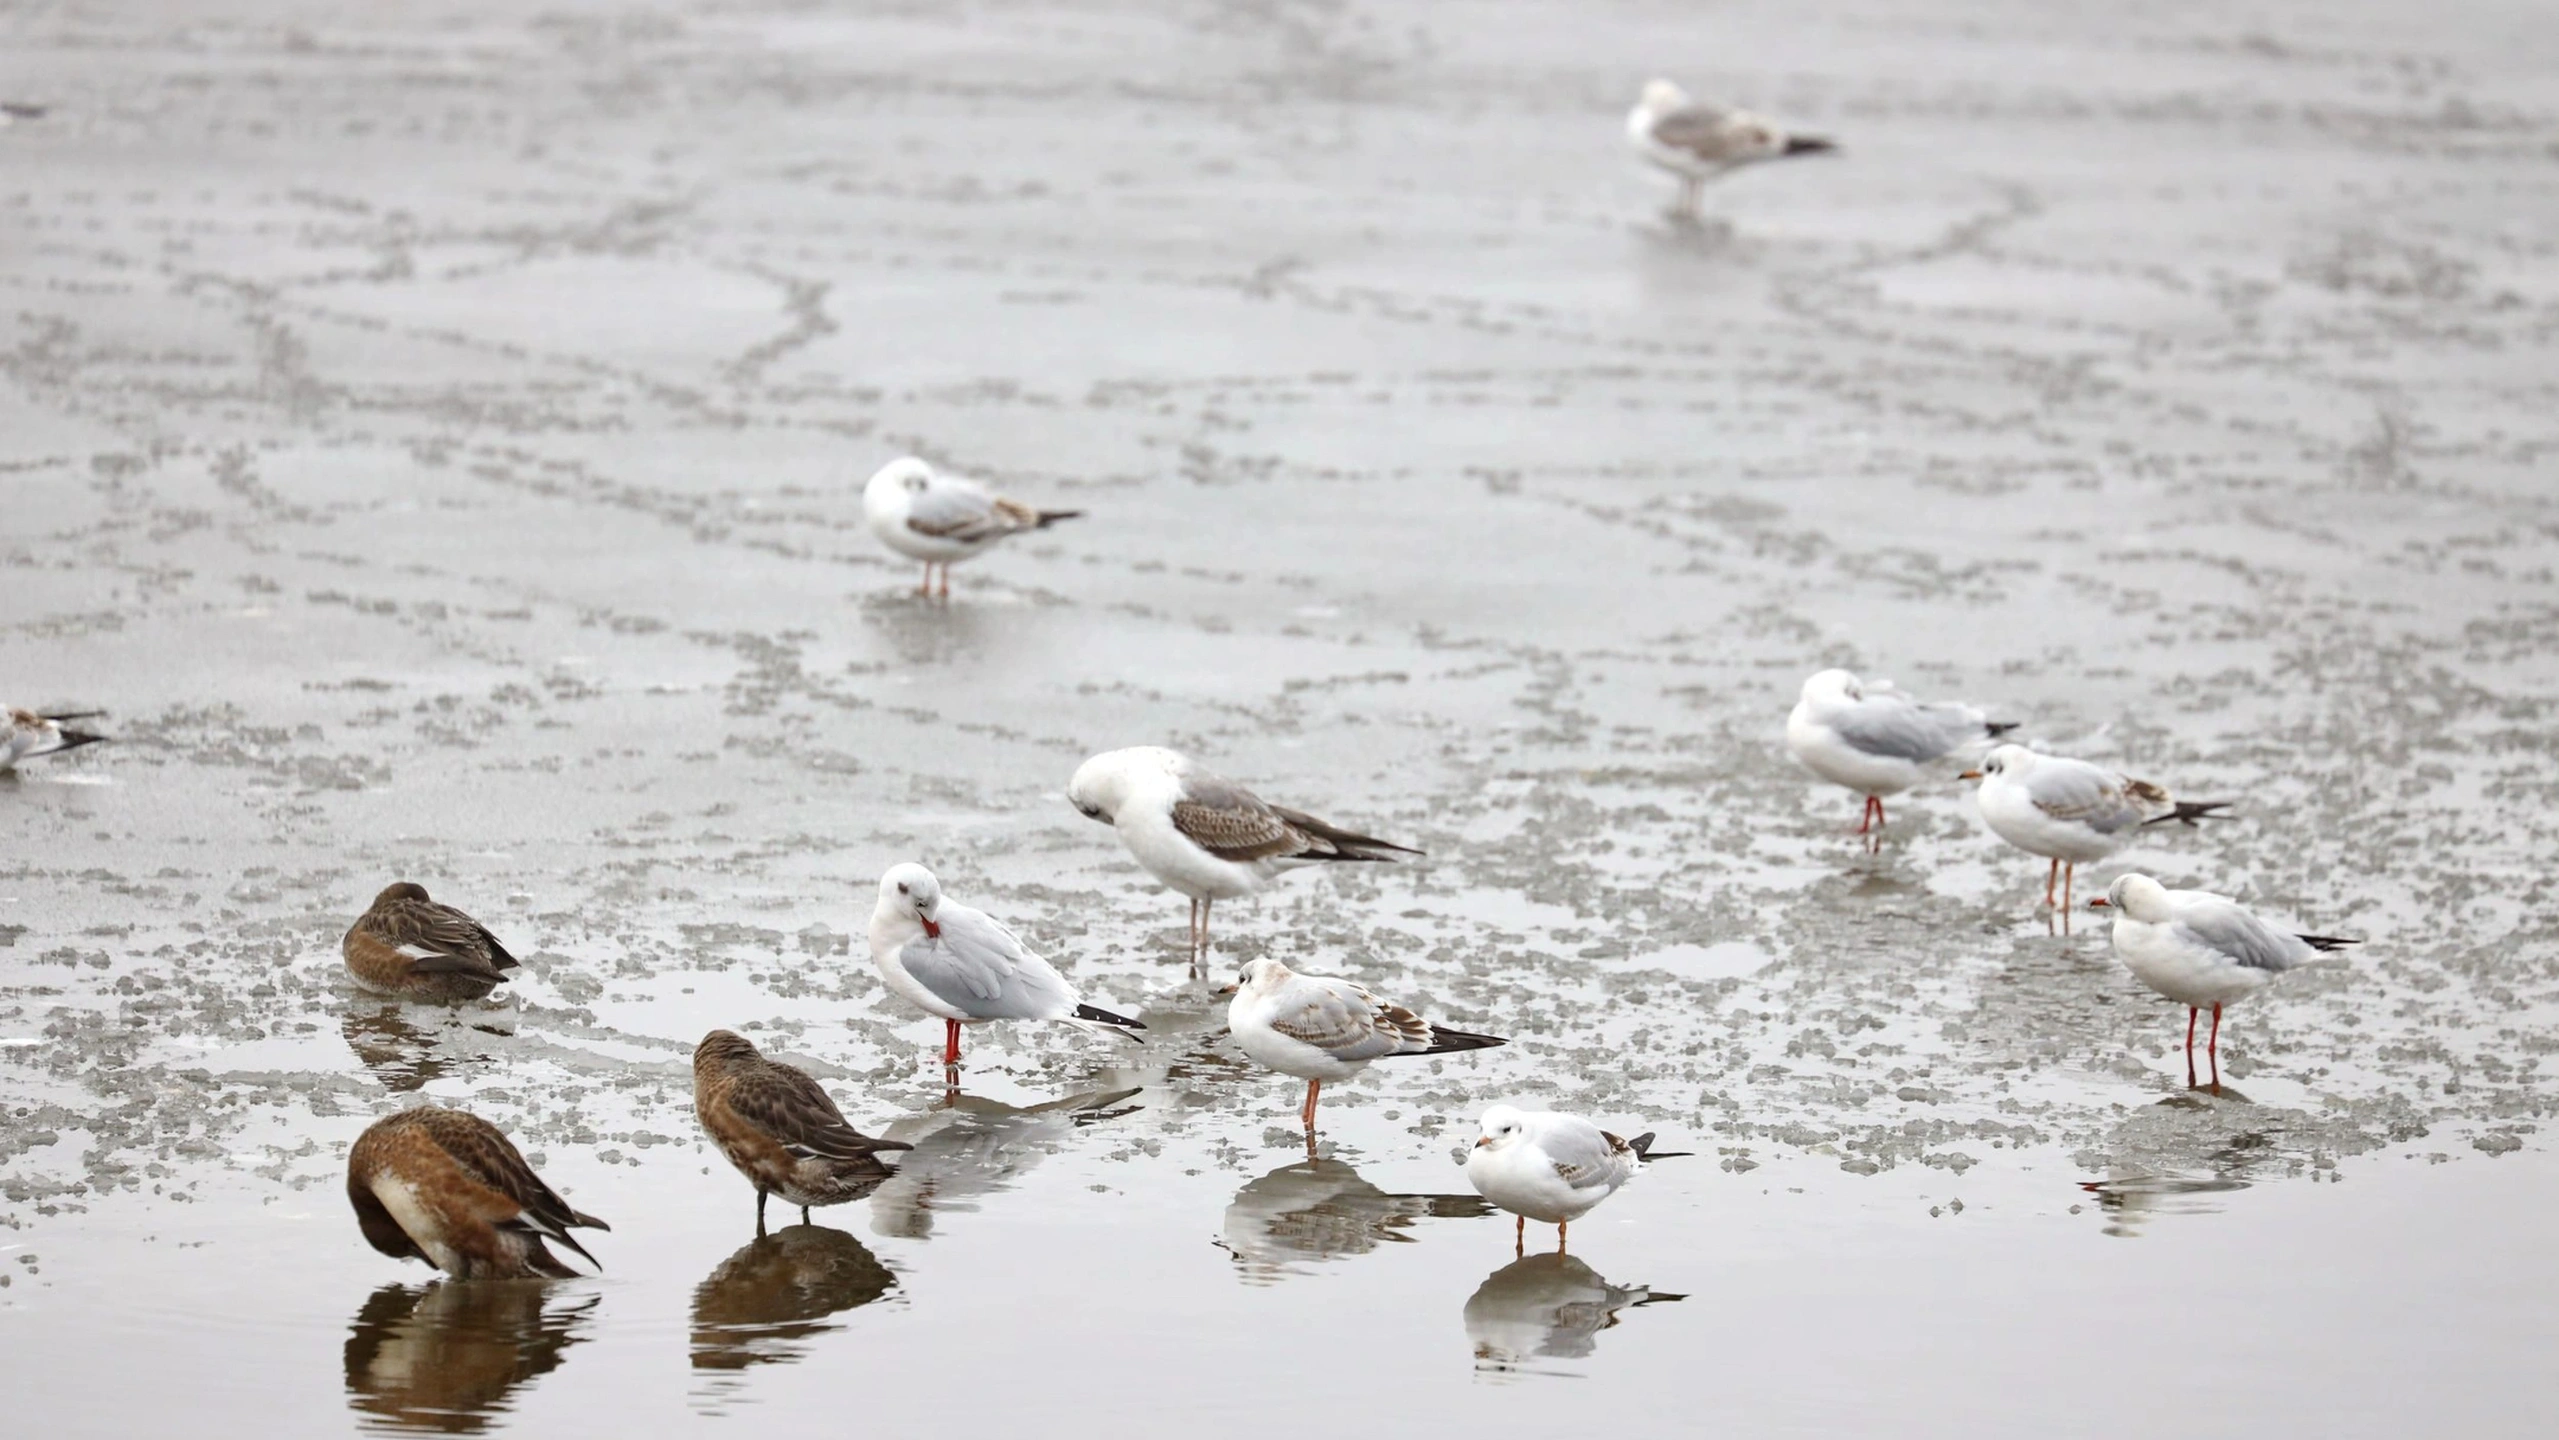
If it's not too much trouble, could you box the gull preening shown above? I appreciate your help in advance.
[693,1029,913,1230]
[1226,956,1504,1138]
[1463,1104,1686,1254]
[1785,669,2016,836]
[1962,744,2232,909]
[1068,746,1422,968]
[347,1106,609,1279]
[342,882,523,1004]
[2091,873,2355,1090]
[1626,78,1835,219]
[866,862,1144,1069]
[862,456,1081,597]
[3,707,107,770]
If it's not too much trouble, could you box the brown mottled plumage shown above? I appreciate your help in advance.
[343,882,521,1003]
[347,1107,608,1279]
[693,1030,912,1229]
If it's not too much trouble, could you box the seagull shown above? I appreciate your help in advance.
[693,1030,913,1231]
[1960,744,2232,909]
[0,103,47,128]
[1226,956,1504,1138]
[342,882,522,1004]
[1463,1104,1687,1255]
[1068,746,1422,969]
[1786,669,2015,836]
[866,862,1144,1069]
[347,1106,609,1279]
[2090,873,2355,1091]
[1464,1253,1686,1371]
[861,456,1081,598]
[2,707,107,770]
[1625,78,1835,220]
[1218,1156,1492,1283]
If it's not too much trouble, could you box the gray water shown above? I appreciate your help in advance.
[3,0,2556,1435]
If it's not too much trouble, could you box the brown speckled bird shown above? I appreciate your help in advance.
[343,882,521,1003]
[694,1030,912,1230]
[347,1107,609,1279]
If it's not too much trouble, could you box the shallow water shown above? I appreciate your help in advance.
[3,0,2556,1435]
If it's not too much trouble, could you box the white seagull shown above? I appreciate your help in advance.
[861,456,1081,598]
[1785,669,2015,836]
[1463,1104,1685,1254]
[1962,744,2231,909]
[866,863,1144,1069]
[3,707,107,770]
[1626,78,1835,219]
[2090,873,2355,1091]
[1226,956,1503,1137]
[1067,746,1422,968]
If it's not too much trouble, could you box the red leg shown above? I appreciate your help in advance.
[1856,795,1875,835]
[942,1018,962,1067]
[1299,1078,1321,1131]
[1514,1214,1525,1257]
[1199,896,1214,970]
[917,563,932,596]
[2062,863,2075,913]
[1872,795,1888,830]
[2044,858,2058,908]
[1557,1220,1568,1255]
[2184,1007,2198,1086]
[937,564,950,599]
[2208,1003,2222,1093]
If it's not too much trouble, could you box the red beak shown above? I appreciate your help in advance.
[2087,898,2109,910]
[921,916,940,938]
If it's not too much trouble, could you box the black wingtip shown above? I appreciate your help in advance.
[2296,934,2360,953]
[51,729,107,753]
[2144,800,2234,827]
[1629,1134,1694,1160]
[1073,1002,1145,1030]
[1035,509,1084,529]
[1985,720,2021,737]
[1419,1027,1506,1054]
[1784,134,1838,156]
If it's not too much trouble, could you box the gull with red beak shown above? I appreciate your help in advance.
[2090,873,2355,1091]
[867,862,1144,1069]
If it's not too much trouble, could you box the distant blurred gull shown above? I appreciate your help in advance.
[1227,956,1503,1137]
[1785,669,2015,836]
[1625,78,1834,219]
[1069,746,1422,969]
[866,862,1144,1069]
[2091,873,2355,1090]
[1464,1104,1685,1254]
[2,706,106,770]
[1961,744,2231,909]
[862,456,1080,598]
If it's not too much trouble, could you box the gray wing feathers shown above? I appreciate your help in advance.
[2176,902,2313,974]
[1829,699,1985,762]
[1269,979,1406,1062]
[1651,104,1746,160]
[1542,1122,1627,1190]
[899,909,1075,1019]
[2027,761,2147,834]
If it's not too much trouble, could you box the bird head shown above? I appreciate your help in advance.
[879,863,944,937]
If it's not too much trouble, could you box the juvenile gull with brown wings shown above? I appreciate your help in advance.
[2,706,107,770]
[862,456,1080,598]
[1068,746,1422,968]
[1961,745,2232,910]
[1625,78,1835,219]
[1227,956,1503,1139]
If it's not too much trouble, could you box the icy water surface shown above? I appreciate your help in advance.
[4,0,2557,1435]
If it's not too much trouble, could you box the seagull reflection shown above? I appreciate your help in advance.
[1464,1253,1684,1375]
[344,1279,595,1432]
[341,1007,504,1094]
[691,1224,897,1389]
[867,1086,1141,1240]
[1218,1156,1491,1284]
[2078,1088,2265,1237]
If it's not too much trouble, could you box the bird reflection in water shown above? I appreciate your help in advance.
[691,1224,898,1409]
[1463,1253,1684,1377]
[341,1006,504,1094]
[2078,1088,2262,1237]
[344,1279,595,1432]
[1218,1156,1490,1284]
[868,1086,1141,1240]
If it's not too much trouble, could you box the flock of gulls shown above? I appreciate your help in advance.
[3,78,2357,1339]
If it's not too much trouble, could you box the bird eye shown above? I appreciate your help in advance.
[896,882,908,894]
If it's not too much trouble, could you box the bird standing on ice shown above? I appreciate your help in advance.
[2,707,107,770]
[693,1029,912,1231]
[861,456,1080,597]
[1463,1104,1684,1255]
[1785,669,2015,839]
[1068,746,1422,970]
[2090,873,2354,1091]
[1626,78,1835,220]
[866,862,1144,1071]
[1226,956,1503,1142]
[1962,744,2231,910]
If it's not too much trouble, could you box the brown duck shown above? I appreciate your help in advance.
[347,1107,609,1279]
[343,882,521,1003]
[694,1030,912,1229]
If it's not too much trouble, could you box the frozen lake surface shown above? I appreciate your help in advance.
[3,0,2556,1434]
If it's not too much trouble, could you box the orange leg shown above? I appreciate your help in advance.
[2184,1007,2198,1087]
[1513,1214,1525,1257]
[1557,1220,1569,1255]
[2062,863,2076,913]
[2208,1003,2223,1093]
[1299,1078,1322,1131]
[2044,858,2059,908]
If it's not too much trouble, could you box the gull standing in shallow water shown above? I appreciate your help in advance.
[1962,744,2232,910]
[867,862,1144,1070]
[347,1107,609,1279]
[1785,669,2016,838]
[862,456,1081,598]
[1464,1105,1686,1255]
[342,882,522,1004]
[693,1030,913,1231]
[1625,78,1835,220]
[1227,956,1504,1140]
[1068,746,1422,969]
[2,706,106,770]
[2091,873,2355,1091]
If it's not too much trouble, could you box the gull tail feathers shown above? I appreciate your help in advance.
[1416,1026,1505,1055]
[1626,1133,1693,1160]
[2143,800,2234,827]
[1782,134,1837,156]
[1275,806,1425,862]
[1068,1003,1147,1044]
[2296,934,2360,954]
[1033,509,1083,529]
